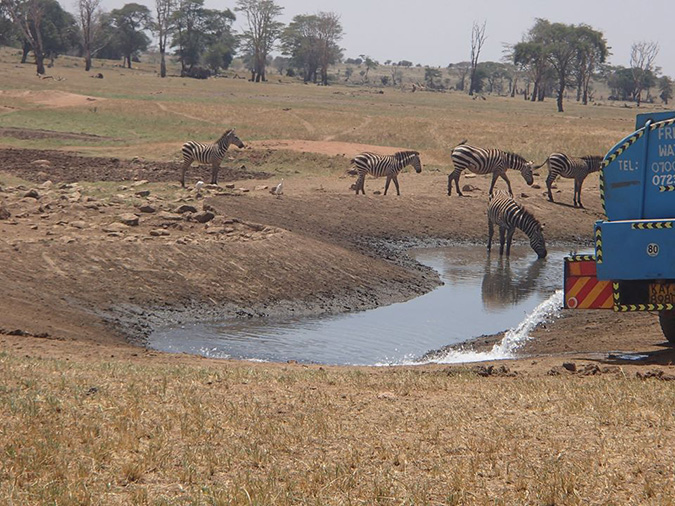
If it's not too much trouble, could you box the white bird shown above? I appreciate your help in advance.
[270,179,284,198]
[195,180,204,191]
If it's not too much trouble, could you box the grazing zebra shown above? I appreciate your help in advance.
[448,143,534,196]
[535,153,603,208]
[487,190,547,259]
[180,129,245,187]
[351,150,422,195]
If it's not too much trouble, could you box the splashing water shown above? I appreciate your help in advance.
[408,290,563,365]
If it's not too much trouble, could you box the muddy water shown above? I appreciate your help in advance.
[148,245,577,365]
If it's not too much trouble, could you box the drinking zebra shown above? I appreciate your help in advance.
[448,143,534,196]
[180,129,245,187]
[487,190,547,259]
[535,153,603,208]
[351,150,422,195]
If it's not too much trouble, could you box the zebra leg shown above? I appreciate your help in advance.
[448,170,463,196]
[355,175,365,195]
[392,176,400,196]
[546,174,556,202]
[505,227,516,257]
[500,172,513,196]
[487,219,494,253]
[575,177,585,208]
[180,162,190,188]
[498,226,506,256]
[211,163,219,185]
[384,175,392,195]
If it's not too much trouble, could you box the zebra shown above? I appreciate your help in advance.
[351,150,422,195]
[487,190,547,259]
[180,129,245,187]
[535,153,603,208]
[447,143,534,197]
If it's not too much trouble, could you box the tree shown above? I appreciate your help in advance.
[424,66,442,89]
[360,54,377,82]
[109,3,151,68]
[153,0,176,77]
[659,76,673,105]
[281,11,342,85]
[468,20,486,96]
[630,40,659,107]
[2,0,49,73]
[573,24,608,105]
[235,0,283,82]
[513,40,548,101]
[77,0,105,71]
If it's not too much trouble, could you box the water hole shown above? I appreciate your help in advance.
[148,245,578,366]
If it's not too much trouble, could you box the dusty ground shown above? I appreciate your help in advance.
[0,138,671,376]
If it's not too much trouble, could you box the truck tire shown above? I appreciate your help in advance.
[659,311,675,344]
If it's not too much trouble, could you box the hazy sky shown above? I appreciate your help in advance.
[102,0,674,76]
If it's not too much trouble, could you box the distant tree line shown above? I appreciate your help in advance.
[0,1,672,105]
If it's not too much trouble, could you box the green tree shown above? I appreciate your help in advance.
[659,76,673,105]
[235,0,283,82]
[153,0,176,77]
[424,66,442,89]
[109,3,151,69]
[573,24,608,105]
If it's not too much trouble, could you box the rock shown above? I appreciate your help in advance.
[373,190,382,195]
[175,204,198,214]
[255,185,269,191]
[194,211,215,223]
[135,190,150,198]
[157,211,183,221]
[24,189,40,199]
[138,204,156,213]
[225,183,236,189]
[39,180,53,189]
[102,222,127,233]
[70,221,86,229]
[150,229,170,236]
[31,159,51,167]
[0,202,10,220]
[132,180,149,186]
[118,213,139,226]
[562,362,577,372]
[461,184,478,192]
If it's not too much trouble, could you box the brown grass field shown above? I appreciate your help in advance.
[1,48,675,505]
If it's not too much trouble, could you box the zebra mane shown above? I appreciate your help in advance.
[517,203,542,230]
[582,155,604,170]
[394,150,419,160]
[504,151,527,164]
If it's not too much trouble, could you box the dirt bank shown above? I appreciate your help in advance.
[0,144,669,371]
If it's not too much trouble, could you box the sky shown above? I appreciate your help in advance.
[101,0,675,76]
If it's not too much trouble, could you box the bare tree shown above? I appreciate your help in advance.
[235,0,283,82]
[1,0,47,74]
[630,40,659,107]
[154,0,175,77]
[77,0,103,72]
[468,20,487,96]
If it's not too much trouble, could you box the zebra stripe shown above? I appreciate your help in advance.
[351,150,422,195]
[448,143,534,196]
[537,153,603,208]
[487,190,547,259]
[180,129,245,187]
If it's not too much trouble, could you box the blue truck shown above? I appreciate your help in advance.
[563,111,675,342]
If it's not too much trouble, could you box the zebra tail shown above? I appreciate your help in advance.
[532,157,549,170]
[454,139,468,148]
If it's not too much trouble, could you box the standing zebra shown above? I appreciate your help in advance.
[535,153,603,208]
[180,129,245,187]
[448,143,534,196]
[351,150,422,195]
[487,190,547,259]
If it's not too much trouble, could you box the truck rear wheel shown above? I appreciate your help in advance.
[659,311,675,344]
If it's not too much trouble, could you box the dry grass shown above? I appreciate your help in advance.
[1,350,675,505]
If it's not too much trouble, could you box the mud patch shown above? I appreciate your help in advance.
[0,127,111,142]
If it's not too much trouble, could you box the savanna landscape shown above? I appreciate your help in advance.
[1,47,675,505]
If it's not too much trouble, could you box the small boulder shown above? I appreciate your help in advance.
[175,204,198,214]
[118,213,139,226]
[194,211,215,223]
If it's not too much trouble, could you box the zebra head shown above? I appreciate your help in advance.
[583,155,604,173]
[506,152,534,186]
[530,222,547,259]
[220,129,245,149]
[520,160,534,186]
[410,152,423,173]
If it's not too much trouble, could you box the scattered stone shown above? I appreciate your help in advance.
[132,180,149,186]
[461,184,478,192]
[39,180,53,189]
[118,213,139,226]
[150,228,170,237]
[31,159,51,167]
[562,362,577,372]
[70,221,86,229]
[238,188,250,193]
[373,190,382,195]
[473,365,516,377]
[194,211,215,223]
[157,211,183,221]
[24,189,40,199]
[102,223,128,233]
[520,193,530,198]
[83,202,100,210]
[225,183,236,189]
[135,190,151,198]
[0,202,10,220]
[531,183,541,189]
[175,204,198,214]
[138,204,156,213]
[255,185,269,191]
[636,369,675,381]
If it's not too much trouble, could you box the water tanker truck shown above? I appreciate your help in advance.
[564,111,675,342]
